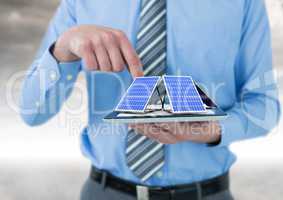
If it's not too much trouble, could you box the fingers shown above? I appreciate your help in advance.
[130,124,179,144]
[80,40,98,70]
[153,122,191,141]
[112,30,144,77]
[72,25,142,75]
[90,29,140,74]
[92,36,112,71]
[149,125,179,144]
[129,122,221,144]
[101,32,126,72]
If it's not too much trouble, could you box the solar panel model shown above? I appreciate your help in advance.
[115,75,206,114]
[115,76,160,113]
[163,76,206,113]
[106,75,227,123]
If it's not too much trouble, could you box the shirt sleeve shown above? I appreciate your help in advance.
[20,0,81,126]
[216,0,281,147]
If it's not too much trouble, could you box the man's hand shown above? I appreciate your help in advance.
[129,122,221,144]
[53,25,143,77]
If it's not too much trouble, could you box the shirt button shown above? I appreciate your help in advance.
[49,71,57,81]
[156,171,163,178]
[35,101,40,107]
[66,74,73,81]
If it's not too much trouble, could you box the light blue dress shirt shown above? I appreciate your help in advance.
[20,0,281,186]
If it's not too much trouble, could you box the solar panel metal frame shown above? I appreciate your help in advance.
[115,76,161,113]
[163,75,206,113]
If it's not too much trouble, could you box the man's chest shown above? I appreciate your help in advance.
[75,0,244,35]
[81,0,244,110]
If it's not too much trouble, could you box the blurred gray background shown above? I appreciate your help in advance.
[0,0,282,199]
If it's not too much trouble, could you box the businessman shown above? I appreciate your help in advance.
[20,0,280,200]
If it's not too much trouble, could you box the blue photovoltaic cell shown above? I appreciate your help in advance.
[164,76,206,113]
[115,76,160,112]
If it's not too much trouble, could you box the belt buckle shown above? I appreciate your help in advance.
[136,185,149,200]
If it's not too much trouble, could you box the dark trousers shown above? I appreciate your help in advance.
[80,177,234,200]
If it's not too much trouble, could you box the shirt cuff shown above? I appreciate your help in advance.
[38,45,81,92]
[217,113,246,147]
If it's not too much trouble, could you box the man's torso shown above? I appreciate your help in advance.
[79,0,244,186]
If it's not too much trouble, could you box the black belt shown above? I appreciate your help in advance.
[90,166,229,200]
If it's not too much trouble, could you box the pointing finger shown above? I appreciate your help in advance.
[113,30,144,77]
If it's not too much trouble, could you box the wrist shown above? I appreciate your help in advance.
[207,122,222,146]
[184,121,221,144]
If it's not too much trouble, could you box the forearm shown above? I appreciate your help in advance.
[218,92,280,147]
[20,47,81,126]
[19,0,83,126]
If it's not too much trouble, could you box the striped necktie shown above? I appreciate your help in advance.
[126,0,166,182]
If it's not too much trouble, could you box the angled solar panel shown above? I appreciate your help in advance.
[115,76,160,112]
[163,76,206,113]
